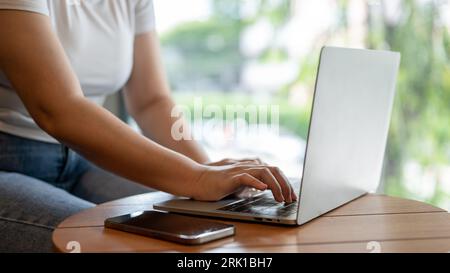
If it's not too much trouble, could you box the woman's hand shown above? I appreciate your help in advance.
[190,160,297,203]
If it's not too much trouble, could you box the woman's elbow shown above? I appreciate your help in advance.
[31,97,95,141]
[30,102,74,139]
[32,109,62,138]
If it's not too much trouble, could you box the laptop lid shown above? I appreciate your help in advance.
[297,46,400,225]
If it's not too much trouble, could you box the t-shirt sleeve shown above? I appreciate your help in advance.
[134,0,155,35]
[0,0,49,16]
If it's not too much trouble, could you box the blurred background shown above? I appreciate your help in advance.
[111,0,450,210]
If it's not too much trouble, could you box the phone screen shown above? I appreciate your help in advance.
[105,210,235,244]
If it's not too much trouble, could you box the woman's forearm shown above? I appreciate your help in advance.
[44,97,205,197]
[130,95,210,164]
[123,32,209,164]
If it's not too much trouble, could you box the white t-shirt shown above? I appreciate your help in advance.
[0,0,155,143]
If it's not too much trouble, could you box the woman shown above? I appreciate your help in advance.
[0,0,296,252]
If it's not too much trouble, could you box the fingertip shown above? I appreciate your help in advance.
[271,193,280,202]
[257,183,268,191]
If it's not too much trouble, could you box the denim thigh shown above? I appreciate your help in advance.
[0,132,90,191]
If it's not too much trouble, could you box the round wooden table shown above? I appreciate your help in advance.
[53,193,450,253]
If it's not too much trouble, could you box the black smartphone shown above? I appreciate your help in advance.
[104,210,235,245]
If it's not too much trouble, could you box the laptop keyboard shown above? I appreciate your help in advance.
[217,196,298,217]
[217,180,301,218]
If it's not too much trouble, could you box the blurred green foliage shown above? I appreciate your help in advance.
[161,19,242,91]
[160,0,293,91]
[366,0,450,206]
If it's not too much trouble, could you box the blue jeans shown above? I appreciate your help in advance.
[0,132,153,252]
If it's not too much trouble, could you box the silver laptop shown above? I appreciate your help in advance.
[155,46,400,226]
